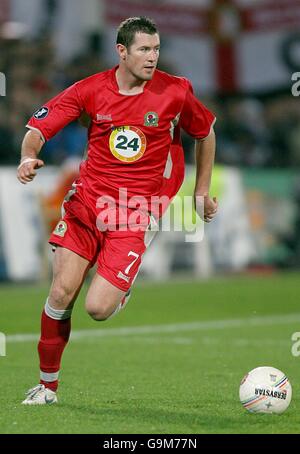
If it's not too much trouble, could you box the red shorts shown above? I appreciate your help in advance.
[49,191,156,292]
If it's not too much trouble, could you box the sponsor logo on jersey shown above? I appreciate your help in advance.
[53,221,67,237]
[97,113,112,121]
[109,126,147,162]
[144,111,159,127]
[33,106,49,120]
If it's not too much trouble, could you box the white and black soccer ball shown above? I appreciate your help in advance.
[239,366,292,414]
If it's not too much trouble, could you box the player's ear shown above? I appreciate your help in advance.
[116,43,127,60]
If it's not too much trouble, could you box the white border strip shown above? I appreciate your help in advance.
[6,312,300,344]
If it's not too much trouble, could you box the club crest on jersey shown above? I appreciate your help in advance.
[144,111,159,127]
[33,106,49,120]
[53,221,67,237]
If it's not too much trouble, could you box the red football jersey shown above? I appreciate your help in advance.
[27,67,215,214]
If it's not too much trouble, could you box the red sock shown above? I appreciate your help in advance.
[38,310,71,391]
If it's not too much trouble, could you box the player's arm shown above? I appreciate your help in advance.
[179,80,218,222]
[194,129,218,223]
[17,82,85,184]
[17,130,45,184]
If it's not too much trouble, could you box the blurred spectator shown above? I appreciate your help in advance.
[216,98,272,167]
[265,96,300,168]
[0,104,16,163]
[0,31,108,165]
[40,157,81,233]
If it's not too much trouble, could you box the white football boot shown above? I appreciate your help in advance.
[22,384,58,405]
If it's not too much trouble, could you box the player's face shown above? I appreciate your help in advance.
[125,32,160,81]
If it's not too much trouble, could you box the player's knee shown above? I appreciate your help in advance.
[86,305,112,321]
[85,296,116,321]
[49,283,75,309]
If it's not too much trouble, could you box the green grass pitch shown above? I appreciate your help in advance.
[0,272,300,434]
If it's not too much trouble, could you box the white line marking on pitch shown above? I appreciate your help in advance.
[5,312,300,344]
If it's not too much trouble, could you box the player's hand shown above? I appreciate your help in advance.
[17,158,44,184]
[194,194,218,223]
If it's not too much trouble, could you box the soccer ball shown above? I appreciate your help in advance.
[239,366,292,414]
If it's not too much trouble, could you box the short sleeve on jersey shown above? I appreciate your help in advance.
[180,81,216,139]
[26,83,83,141]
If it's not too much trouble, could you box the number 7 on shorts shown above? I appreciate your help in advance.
[124,251,140,275]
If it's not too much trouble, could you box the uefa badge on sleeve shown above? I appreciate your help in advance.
[33,106,49,120]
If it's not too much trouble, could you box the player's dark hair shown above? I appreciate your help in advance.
[116,16,158,49]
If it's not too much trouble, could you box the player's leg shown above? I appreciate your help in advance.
[23,247,91,405]
[39,247,91,387]
[23,196,99,405]
[85,216,158,321]
[85,273,127,321]
[48,246,91,310]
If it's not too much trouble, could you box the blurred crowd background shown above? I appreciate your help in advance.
[0,0,300,281]
[1,0,300,169]
[1,22,300,169]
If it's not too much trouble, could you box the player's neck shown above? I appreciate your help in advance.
[115,67,147,95]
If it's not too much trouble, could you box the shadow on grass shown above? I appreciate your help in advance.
[56,401,287,434]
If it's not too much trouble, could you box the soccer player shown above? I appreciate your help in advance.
[17,17,218,405]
